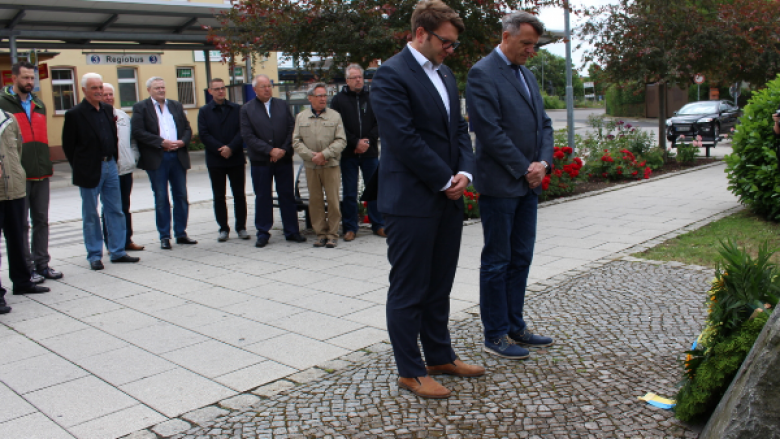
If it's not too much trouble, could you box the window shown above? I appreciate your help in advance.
[176,67,195,107]
[117,68,139,109]
[51,68,77,114]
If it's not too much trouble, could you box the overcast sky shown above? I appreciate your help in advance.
[537,0,616,75]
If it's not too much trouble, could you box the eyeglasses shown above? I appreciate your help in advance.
[346,76,363,81]
[211,87,226,92]
[430,31,460,50]
[312,94,328,98]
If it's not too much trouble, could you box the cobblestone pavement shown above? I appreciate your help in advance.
[148,260,709,439]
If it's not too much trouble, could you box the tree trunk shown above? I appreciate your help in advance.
[658,82,667,150]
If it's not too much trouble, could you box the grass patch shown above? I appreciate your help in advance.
[634,210,780,268]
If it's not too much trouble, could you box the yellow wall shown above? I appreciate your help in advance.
[3,49,278,160]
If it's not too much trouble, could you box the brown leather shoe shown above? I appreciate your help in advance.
[344,231,356,241]
[426,359,486,378]
[125,242,145,251]
[398,376,451,399]
[374,228,387,237]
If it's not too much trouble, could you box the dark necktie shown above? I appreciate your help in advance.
[510,65,531,100]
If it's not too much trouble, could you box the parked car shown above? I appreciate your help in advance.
[666,100,741,146]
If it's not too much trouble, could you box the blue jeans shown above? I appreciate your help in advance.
[146,151,189,240]
[341,155,383,233]
[80,160,127,262]
[478,193,537,341]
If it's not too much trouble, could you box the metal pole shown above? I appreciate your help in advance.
[9,35,17,64]
[541,51,544,95]
[245,55,252,85]
[564,1,575,150]
[203,50,212,84]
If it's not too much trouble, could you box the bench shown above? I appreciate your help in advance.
[273,163,365,230]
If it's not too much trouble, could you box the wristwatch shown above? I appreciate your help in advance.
[541,161,549,171]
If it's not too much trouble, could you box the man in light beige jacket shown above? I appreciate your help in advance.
[292,83,347,248]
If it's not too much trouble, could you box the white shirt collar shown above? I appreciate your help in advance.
[407,43,440,71]
[495,45,512,65]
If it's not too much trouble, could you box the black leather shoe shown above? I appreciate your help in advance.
[0,304,10,314]
[111,255,140,263]
[90,260,105,270]
[176,236,198,245]
[36,266,63,280]
[13,285,50,295]
[285,233,307,243]
[161,239,172,250]
[255,237,269,248]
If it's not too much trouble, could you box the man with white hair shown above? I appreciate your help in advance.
[62,73,140,269]
[101,83,142,251]
[131,76,196,250]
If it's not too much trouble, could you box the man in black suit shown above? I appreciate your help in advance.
[131,77,197,249]
[370,0,482,399]
[62,73,140,270]
[198,78,248,242]
[467,12,554,360]
[240,74,306,248]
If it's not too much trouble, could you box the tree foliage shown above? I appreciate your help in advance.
[208,0,563,83]
[525,49,585,97]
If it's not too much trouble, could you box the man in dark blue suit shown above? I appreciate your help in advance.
[466,11,555,360]
[241,74,306,248]
[371,0,483,399]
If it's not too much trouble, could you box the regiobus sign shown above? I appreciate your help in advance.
[86,54,162,65]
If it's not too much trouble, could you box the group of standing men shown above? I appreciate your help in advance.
[374,1,554,399]
[202,68,385,249]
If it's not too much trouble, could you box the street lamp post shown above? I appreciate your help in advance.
[564,0,575,151]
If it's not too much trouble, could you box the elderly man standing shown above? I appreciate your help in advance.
[292,83,346,248]
[101,83,143,251]
[62,73,140,270]
[241,74,306,248]
[467,12,554,359]
[198,78,248,242]
[0,61,62,283]
[0,107,50,306]
[131,77,197,250]
[330,64,384,241]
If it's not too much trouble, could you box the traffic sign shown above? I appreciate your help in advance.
[694,74,705,85]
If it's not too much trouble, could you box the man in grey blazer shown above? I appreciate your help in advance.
[131,77,197,250]
[466,11,554,360]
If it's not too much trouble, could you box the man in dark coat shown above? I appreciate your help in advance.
[198,78,248,242]
[329,64,383,240]
[370,0,483,399]
[62,73,139,270]
[240,74,306,248]
[131,76,197,250]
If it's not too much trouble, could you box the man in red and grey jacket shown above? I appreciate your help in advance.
[0,61,63,283]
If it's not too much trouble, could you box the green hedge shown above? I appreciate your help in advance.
[688,82,752,107]
[605,84,645,118]
[724,75,780,221]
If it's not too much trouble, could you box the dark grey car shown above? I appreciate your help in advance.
[666,100,741,146]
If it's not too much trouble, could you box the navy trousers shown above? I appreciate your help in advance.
[0,197,34,292]
[250,162,299,239]
[384,200,462,377]
[478,193,538,341]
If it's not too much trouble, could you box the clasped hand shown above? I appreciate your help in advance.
[162,139,184,151]
[444,174,469,200]
[525,162,546,190]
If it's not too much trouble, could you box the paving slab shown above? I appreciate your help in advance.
[0,162,738,438]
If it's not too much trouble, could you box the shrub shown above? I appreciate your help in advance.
[463,186,480,219]
[540,145,585,201]
[605,83,645,117]
[188,134,206,151]
[542,92,566,110]
[675,240,779,422]
[724,75,780,222]
[581,115,656,160]
[676,136,701,165]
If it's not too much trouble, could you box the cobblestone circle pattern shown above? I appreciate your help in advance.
[165,261,711,439]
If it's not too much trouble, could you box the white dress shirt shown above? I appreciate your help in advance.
[263,98,272,118]
[407,43,449,117]
[406,43,472,190]
[154,99,178,143]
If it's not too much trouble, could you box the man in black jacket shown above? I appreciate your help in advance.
[62,73,139,270]
[330,64,384,241]
[240,74,306,248]
[131,77,197,250]
[198,78,248,242]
